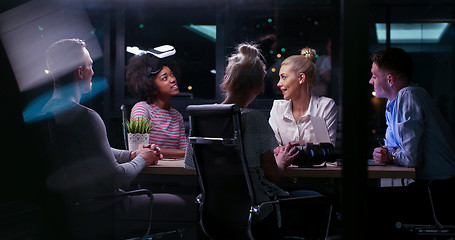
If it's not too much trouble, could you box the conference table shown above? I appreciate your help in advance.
[141,159,416,179]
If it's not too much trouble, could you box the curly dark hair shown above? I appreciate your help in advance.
[125,53,163,104]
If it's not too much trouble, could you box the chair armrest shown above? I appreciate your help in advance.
[76,189,153,206]
[253,195,331,213]
[277,195,331,206]
[254,195,333,239]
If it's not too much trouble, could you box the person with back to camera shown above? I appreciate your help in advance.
[367,47,455,239]
[313,39,332,97]
[185,43,323,239]
[269,48,338,152]
[42,38,195,239]
[126,51,186,158]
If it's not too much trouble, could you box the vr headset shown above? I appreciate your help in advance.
[294,142,337,167]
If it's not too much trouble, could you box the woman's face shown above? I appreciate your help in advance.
[277,64,303,100]
[154,66,179,98]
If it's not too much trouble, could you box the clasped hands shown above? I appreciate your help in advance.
[131,144,163,165]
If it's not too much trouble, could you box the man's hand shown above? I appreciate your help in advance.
[136,144,163,165]
[130,150,138,160]
[372,147,393,164]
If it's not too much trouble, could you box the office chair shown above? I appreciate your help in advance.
[121,104,131,150]
[187,103,332,240]
[29,112,159,240]
[396,179,455,238]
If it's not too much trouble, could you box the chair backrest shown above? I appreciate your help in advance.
[27,113,76,238]
[121,104,132,150]
[34,111,153,239]
[27,113,69,191]
[28,113,58,171]
[428,178,455,227]
[187,104,256,240]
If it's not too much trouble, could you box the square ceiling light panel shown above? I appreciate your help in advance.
[183,24,216,42]
[376,23,450,44]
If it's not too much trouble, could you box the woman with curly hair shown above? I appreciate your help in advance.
[126,52,186,158]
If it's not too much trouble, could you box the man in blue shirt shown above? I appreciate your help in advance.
[367,47,455,239]
[369,47,455,180]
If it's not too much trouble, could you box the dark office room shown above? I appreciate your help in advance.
[1,0,455,239]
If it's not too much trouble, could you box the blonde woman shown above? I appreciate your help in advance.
[269,48,337,149]
[220,43,297,192]
[186,43,320,239]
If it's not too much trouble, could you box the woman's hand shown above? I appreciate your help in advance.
[262,142,299,183]
[275,142,299,169]
[273,146,284,155]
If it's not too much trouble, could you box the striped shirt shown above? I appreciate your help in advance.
[130,101,187,150]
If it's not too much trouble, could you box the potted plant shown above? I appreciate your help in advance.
[126,118,153,151]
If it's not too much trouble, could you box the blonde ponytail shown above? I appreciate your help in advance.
[221,43,266,98]
[300,47,317,62]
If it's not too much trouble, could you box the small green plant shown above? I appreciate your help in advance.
[126,118,153,134]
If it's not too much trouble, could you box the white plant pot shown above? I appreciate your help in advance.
[127,133,150,151]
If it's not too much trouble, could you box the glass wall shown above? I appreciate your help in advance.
[108,0,336,147]
[2,0,455,239]
[4,0,454,155]
[124,2,217,100]
[118,1,334,104]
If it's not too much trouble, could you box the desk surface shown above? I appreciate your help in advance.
[141,159,416,179]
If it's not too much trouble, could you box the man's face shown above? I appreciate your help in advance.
[369,62,391,100]
[78,47,94,93]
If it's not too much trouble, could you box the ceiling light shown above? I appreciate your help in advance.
[376,23,449,44]
[183,24,216,42]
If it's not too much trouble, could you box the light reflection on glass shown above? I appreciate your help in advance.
[23,77,108,123]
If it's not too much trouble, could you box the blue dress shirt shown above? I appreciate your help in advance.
[385,85,455,180]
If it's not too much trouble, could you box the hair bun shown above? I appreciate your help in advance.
[300,47,316,62]
[238,43,259,60]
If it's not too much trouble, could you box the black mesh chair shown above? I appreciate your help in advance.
[29,113,159,240]
[187,104,332,240]
[396,179,455,238]
[121,104,132,150]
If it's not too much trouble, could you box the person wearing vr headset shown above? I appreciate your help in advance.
[126,47,187,158]
[268,48,338,153]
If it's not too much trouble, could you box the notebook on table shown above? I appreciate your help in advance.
[311,116,331,144]
[292,117,335,168]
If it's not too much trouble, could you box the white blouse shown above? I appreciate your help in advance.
[268,95,338,146]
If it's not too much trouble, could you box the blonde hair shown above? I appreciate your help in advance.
[221,43,266,98]
[281,47,318,93]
